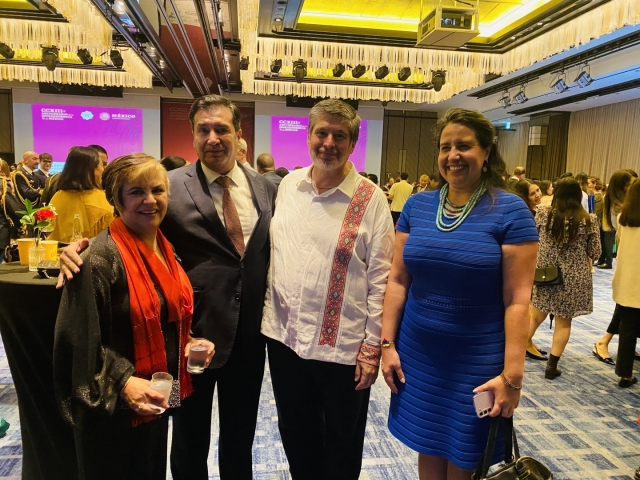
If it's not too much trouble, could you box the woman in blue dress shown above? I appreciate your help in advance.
[381,109,539,480]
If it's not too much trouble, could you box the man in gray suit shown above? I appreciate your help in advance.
[165,96,276,480]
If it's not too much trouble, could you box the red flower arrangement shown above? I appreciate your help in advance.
[18,199,57,246]
[34,208,56,222]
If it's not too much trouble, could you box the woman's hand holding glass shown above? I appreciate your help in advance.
[121,376,169,415]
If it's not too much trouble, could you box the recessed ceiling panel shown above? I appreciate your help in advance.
[297,0,558,42]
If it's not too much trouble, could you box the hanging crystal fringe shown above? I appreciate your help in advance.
[0,0,153,88]
[238,0,640,103]
[0,0,111,57]
[0,49,152,88]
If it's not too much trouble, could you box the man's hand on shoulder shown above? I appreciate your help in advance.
[56,239,90,288]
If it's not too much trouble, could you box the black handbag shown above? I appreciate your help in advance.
[533,266,563,286]
[473,417,553,480]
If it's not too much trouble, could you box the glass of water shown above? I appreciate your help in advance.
[187,339,209,374]
[148,372,173,414]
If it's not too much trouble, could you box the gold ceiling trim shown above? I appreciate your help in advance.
[239,0,640,103]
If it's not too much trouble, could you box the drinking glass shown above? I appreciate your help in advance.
[148,372,173,413]
[187,339,208,374]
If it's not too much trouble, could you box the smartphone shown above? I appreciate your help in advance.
[473,391,494,418]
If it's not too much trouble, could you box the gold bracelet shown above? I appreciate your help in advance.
[500,372,522,390]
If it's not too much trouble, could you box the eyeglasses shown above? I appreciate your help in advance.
[41,160,52,164]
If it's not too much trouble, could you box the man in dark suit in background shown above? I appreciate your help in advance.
[165,95,276,480]
[58,95,276,480]
[34,152,53,187]
[256,152,282,190]
[14,151,43,205]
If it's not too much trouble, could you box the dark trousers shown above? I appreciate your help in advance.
[75,410,168,480]
[391,210,401,226]
[601,230,616,267]
[266,338,371,480]
[615,305,640,378]
[607,304,622,335]
[170,333,266,480]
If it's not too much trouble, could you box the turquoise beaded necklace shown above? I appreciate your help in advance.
[436,183,486,232]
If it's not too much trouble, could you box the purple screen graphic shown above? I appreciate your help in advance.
[32,104,144,166]
[270,116,367,171]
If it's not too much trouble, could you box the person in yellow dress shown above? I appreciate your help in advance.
[49,146,114,243]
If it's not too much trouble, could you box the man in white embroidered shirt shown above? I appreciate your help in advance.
[262,99,395,480]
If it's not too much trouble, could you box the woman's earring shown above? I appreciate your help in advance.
[482,160,488,173]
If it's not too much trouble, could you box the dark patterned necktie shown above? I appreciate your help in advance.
[215,176,245,256]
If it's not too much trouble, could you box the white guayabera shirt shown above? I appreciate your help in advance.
[262,164,395,366]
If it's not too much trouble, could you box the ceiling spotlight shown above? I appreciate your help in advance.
[292,59,307,83]
[270,59,282,74]
[110,49,123,68]
[551,76,569,94]
[375,65,389,80]
[498,92,511,108]
[239,56,249,70]
[512,87,528,104]
[77,48,93,65]
[0,42,14,59]
[397,67,411,81]
[41,46,59,72]
[574,66,593,88]
[333,63,345,78]
[431,70,446,92]
[352,64,366,78]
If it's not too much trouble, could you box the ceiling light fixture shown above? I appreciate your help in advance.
[0,43,15,59]
[352,64,366,78]
[431,70,446,92]
[239,56,249,70]
[77,48,93,65]
[332,63,345,78]
[397,67,411,81]
[574,64,593,88]
[110,49,124,68]
[292,59,307,83]
[41,46,59,71]
[498,91,511,108]
[512,86,528,104]
[375,65,389,80]
[270,59,282,74]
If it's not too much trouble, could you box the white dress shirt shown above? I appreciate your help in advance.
[261,164,395,366]
[200,161,258,247]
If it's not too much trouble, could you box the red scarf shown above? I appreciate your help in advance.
[109,217,194,424]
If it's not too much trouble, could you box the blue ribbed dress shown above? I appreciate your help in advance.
[388,189,538,470]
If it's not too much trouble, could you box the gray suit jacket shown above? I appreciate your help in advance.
[162,161,277,368]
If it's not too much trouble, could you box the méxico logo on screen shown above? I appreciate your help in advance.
[100,112,111,120]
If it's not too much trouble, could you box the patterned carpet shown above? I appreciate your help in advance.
[0,263,638,479]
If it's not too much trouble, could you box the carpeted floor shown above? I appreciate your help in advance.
[0,263,638,479]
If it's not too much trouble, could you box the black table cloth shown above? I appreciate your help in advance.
[0,264,77,480]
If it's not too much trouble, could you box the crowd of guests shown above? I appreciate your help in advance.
[0,96,639,480]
